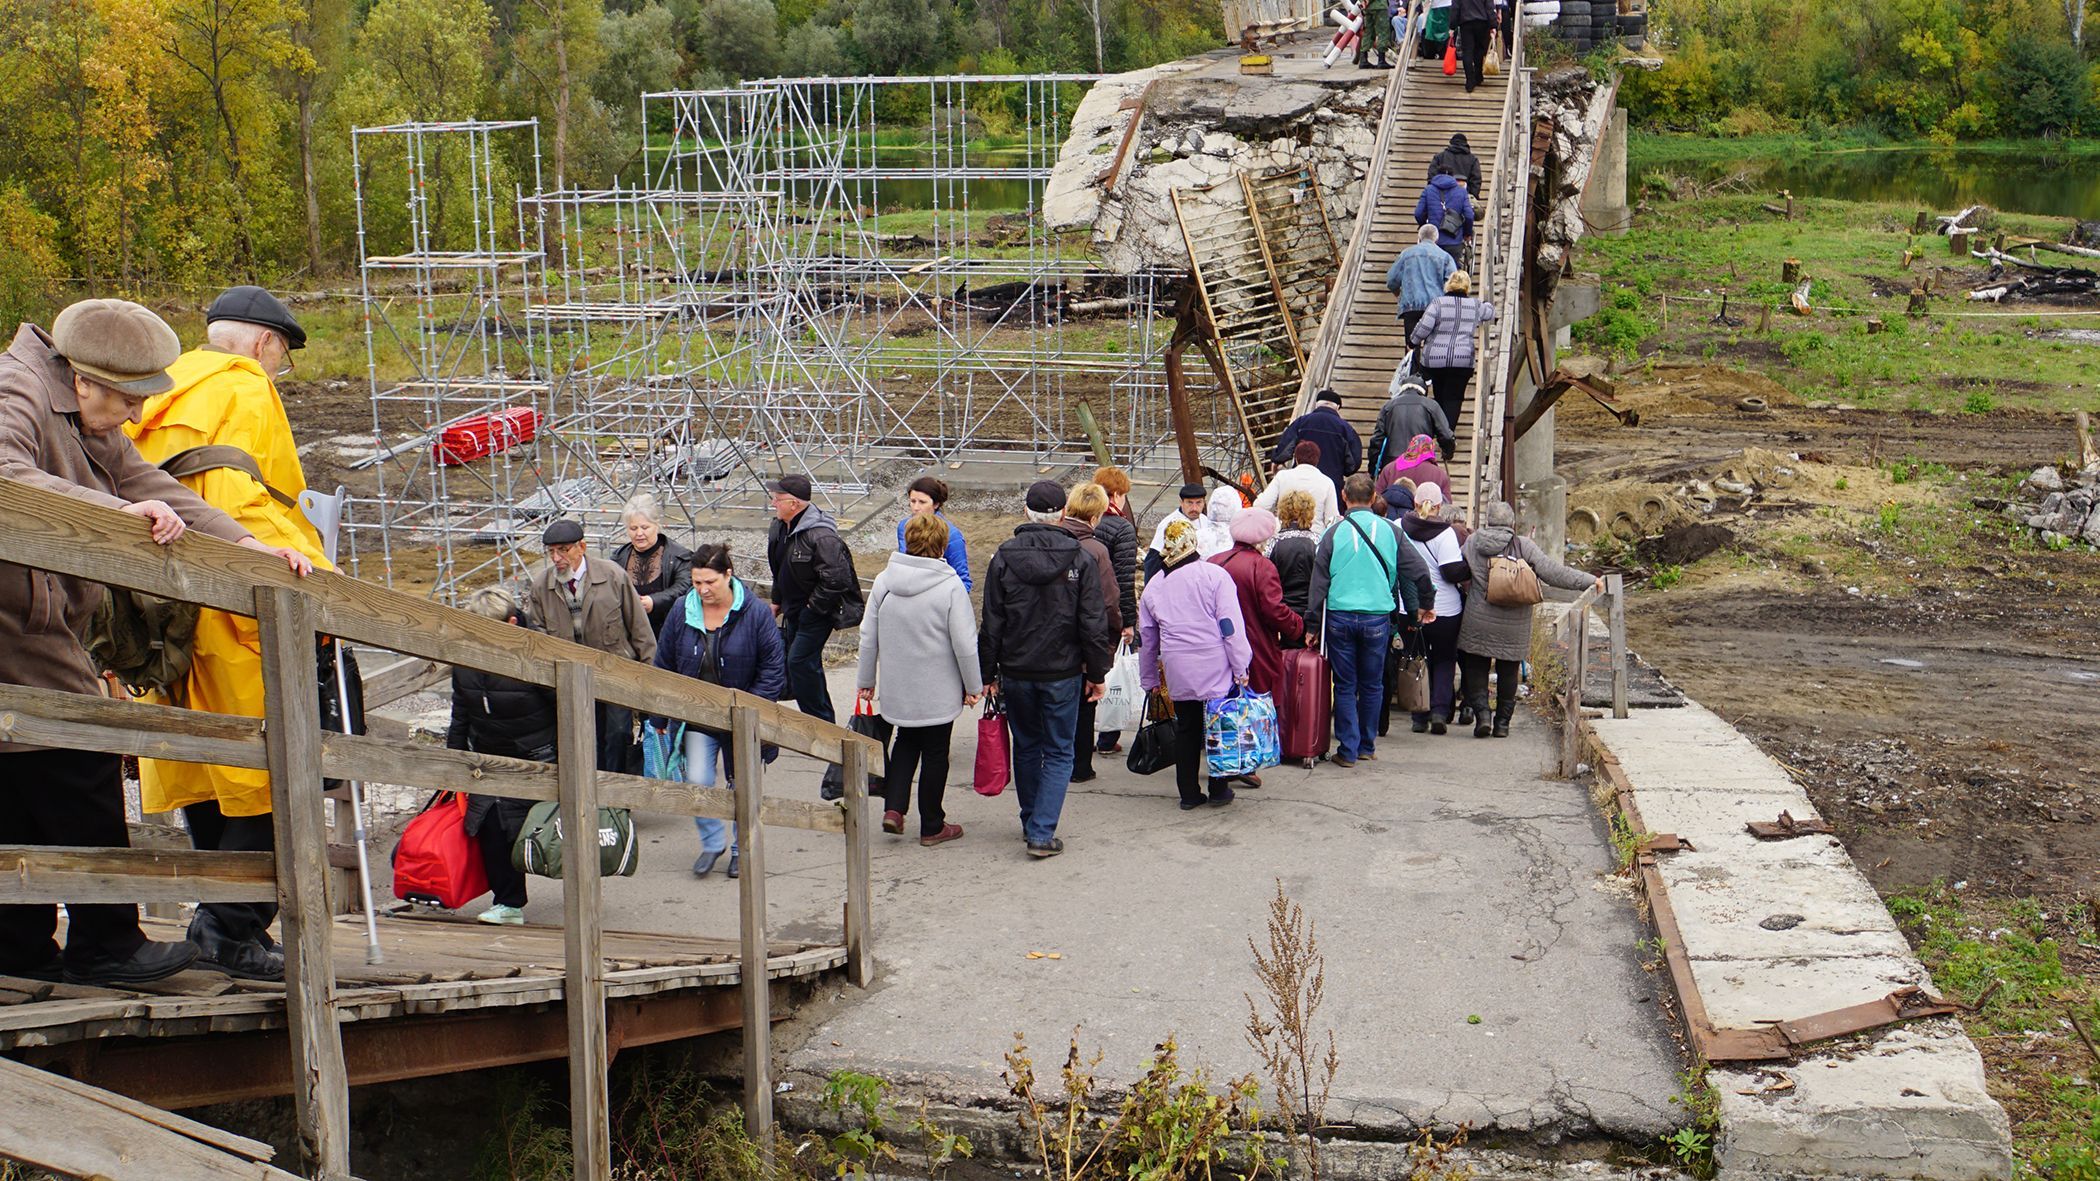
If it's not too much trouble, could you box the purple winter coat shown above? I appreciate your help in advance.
[1137,556,1251,703]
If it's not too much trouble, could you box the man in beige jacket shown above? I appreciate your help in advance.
[527,518,658,771]
[0,298,310,986]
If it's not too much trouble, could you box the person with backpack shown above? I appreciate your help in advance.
[124,286,336,981]
[1307,475,1431,767]
[765,474,863,800]
[1457,501,1602,738]
[653,544,787,879]
[1413,167,1474,270]
[0,299,310,988]
[1411,270,1498,430]
[979,481,1114,859]
[446,587,557,925]
[528,518,658,773]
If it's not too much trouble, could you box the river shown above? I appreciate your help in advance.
[1629,145,2100,221]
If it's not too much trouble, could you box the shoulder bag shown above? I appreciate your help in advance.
[1484,541,1544,607]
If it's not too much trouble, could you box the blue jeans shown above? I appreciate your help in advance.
[1002,676,1081,846]
[682,729,739,855]
[1326,610,1391,761]
[783,613,835,726]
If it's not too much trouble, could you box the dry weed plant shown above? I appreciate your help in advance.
[1245,881,1340,1181]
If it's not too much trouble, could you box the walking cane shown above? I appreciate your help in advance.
[302,486,384,965]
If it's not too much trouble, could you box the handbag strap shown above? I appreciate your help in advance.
[1342,514,1401,601]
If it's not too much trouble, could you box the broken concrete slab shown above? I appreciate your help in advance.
[1584,701,2012,1180]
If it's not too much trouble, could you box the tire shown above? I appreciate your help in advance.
[1617,12,1646,31]
[1521,12,1554,26]
[1619,32,1645,48]
[1557,0,1590,15]
[1520,0,1559,12]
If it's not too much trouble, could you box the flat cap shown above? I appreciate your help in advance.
[765,474,813,500]
[207,285,306,350]
[1178,482,1206,499]
[51,299,180,396]
[542,519,585,546]
[1025,480,1066,513]
[1315,387,1342,405]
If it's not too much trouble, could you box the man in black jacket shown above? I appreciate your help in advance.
[765,475,861,745]
[1367,374,1457,469]
[980,481,1113,858]
[447,587,557,925]
[1450,0,1499,92]
[1428,133,1483,194]
[1269,390,1363,503]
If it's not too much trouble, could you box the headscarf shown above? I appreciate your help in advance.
[1196,487,1240,556]
[1395,434,1438,470]
[1160,518,1199,568]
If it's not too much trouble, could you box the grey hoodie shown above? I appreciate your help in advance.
[856,551,982,728]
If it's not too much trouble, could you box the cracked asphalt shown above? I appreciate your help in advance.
[590,668,1685,1145]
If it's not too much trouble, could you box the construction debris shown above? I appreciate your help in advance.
[1967,258,2100,303]
[2005,460,2100,548]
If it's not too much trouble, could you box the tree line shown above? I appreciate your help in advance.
[1623,0,2098,141]
[0,0,1222,312]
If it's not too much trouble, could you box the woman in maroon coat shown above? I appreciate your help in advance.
[1208,507,1305,699]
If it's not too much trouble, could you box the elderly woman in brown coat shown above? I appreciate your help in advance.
[1456,501,1601,739]
[0,299,311,987]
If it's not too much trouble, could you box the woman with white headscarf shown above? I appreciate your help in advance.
[1195,486,1240,557]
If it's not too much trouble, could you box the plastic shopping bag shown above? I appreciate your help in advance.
[641,722,685,781]
[1094,642,1145,732]
[1205,687,1281,778]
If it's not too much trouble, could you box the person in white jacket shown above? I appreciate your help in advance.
[1253,439,1341,538]
[1196,486,1240,557]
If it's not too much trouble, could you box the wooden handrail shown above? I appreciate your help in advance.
[1464,20,1527,522]
[0,477,879,768]
[1558,571,1628,775]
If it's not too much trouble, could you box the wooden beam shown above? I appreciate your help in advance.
[0,685,844,833]
[732,704,774,1150]
[0,477,874,767]
[354,654,446,710]
[0,1056,309,1181]
[557,662,611,1181]
[1607,573,1629,720]
[255,587,352,1180]
[0,846,277,904]
[841,738,874,988]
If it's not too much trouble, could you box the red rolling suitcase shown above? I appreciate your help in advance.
[1277,645,1332,767]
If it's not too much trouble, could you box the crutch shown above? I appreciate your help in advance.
[302,486,384,965]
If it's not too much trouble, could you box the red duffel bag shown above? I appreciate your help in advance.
[392,791,489,909]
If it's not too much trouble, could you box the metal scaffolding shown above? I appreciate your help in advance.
[352,77,1251,601]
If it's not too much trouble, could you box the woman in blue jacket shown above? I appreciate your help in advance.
[651,543,787,879]
[896,475,971,589]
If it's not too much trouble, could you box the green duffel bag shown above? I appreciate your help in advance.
[512,801,640,879]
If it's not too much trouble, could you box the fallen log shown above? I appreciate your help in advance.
[2035,240,2100,261]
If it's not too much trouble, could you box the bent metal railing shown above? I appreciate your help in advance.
[0,476,879,1181]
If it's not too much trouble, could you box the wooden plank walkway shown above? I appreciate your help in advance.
[0,913,844,1051]
[1327,55,1513,514]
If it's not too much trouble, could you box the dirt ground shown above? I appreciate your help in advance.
[1556,365,2100,906]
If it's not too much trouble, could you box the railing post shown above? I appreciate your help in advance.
[731,703,774,1149]
[555,661,610,1181]
[255,587,351,1180]
[841,737,874,987]
[1607,574,1629,719]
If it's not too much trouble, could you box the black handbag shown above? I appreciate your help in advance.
[822,699,891,799]
[1126,690,1179,777]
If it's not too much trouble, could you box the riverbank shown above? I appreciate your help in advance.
[1560,186,2100,1176]
[1630,132,2100,167]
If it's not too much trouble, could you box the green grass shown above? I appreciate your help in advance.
[1629,130,2100,168]
[1572,194,2100,413]
[1884,884,2100,1176]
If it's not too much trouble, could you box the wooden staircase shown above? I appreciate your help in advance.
[1296,21,1531,520]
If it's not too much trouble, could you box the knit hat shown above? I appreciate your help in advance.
[50,298,181,396]
[1415,483,1445,508]
[1230,507,1278,547]
[1160,518,1198,567]
[1025,480,1066,513]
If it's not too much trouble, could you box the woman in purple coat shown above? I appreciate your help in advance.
[1138,519,1252,812]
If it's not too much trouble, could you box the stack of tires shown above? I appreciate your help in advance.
[1547,0,1615,52]
[1519,0,1561,31]
[1616,6,1646,49]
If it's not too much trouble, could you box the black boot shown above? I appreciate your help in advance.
[1491,715,1511,738]
[1410,716,1429,733]
[1430,712,1449,735]
[188,909,285,981]
[1473,711,1493,738]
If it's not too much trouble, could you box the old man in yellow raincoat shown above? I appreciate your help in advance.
[125,286,332,982]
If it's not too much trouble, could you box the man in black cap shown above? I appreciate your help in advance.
[979,481,1112,858]
[764,475,863,796]
[1142,482,1211,580]
[1269,389,1362,504]
[527,518,658,771]
[122,285,333,982]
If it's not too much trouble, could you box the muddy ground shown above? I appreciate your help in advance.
[1556,366,2100,906]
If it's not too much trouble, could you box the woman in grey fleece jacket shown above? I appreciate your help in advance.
[1457,501,1601,738]
[856,515,983,845]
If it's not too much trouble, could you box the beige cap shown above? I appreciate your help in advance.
[50,298,181,396]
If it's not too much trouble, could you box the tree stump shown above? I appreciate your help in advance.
[1901,249,1916,270]
[1914,210,1933,235]
[1951,230,1972,256]
[1756,304,1771,333]
[1781,258,1802,283]
[1908,289,1929,316]
[1865,317,1885,334]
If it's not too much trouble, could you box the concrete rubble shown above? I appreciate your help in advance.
[2007,461,2100,548]
[1043,39,1384,273]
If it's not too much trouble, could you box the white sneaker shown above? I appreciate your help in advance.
[476,904,525,926]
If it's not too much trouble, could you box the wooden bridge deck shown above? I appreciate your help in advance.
[1329,54,1513,513]
[1,914,844,1109]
